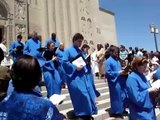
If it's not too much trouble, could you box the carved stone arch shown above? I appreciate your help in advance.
[89,40,94,45]
[0,0,10,19]
[87,18,91,23]
[81,16,86,21]
[83,40,88,44]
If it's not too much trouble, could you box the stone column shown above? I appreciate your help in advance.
[55,0,63,42]
[62,0,71,46]
[47,0,56,35]
[41,0,49,45]
[68,0,80,36]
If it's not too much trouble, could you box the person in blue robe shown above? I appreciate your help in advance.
[43,41,62,98]
[45,33,60,47]
[56,42,67,88]
[0,55,64,120]
[81,44,100,99]
[105,46,128,118]
[23,31,41,57]
[9,34,24,61]
[155,66,160,80]
[61,33,97,119]
[43,61,62,97]
[126,56,157,120]
[7,55,46,96]
[56,42,65,63]
[153,64,160,108]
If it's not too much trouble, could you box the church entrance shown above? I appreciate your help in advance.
[0,26,4,42]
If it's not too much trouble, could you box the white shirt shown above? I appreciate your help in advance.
[0,43,7,55]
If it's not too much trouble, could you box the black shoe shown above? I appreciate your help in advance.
[95,90,101,97]
[95,72,99,77]
[123,110,128,116]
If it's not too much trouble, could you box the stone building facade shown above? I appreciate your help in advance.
[0,0,117,49]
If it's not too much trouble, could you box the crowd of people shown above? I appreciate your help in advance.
[0,31,160,120]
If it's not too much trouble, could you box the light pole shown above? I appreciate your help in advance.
[150,24,159,52]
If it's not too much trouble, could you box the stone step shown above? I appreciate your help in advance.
[42,89,160,119]
[41,82,109,97]
[57,96,110,111]
[40,79,107,92]
[94,79,107,84]
[40,78,111,119]
[41,88,109,103]
[41,77,160,119]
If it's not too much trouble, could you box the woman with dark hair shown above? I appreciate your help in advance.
[126,56,158,120]
[43,41,62,97]
[81,44,100,99]
[0,55,64,120]
[96,43,105,78]
[105,45,128,118]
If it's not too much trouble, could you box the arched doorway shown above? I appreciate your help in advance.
[0,26,4,41]
[0,0,10,46]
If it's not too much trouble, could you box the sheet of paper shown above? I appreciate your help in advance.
[49,94,66,106]
[151,80,160,89]
[72,56,86,67]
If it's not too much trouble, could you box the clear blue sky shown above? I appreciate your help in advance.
[99,0,160,52]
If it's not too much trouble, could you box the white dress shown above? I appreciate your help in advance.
[91,51,99,74]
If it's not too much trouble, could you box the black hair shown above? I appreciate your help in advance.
[51,33,56,40]
[17,34,23,39]
[81,44,90,51]
[97,44,103,51]
[10,55,42,92]
[47,41,54,49]
[72,33,84,42]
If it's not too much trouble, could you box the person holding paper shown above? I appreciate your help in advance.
[43,41,62,97]
[56,42,66,88]
[81,44,100,98]
[62,33,97,119]
[126,56,157,120]
[105,46,128,118]
[0,55,64,120]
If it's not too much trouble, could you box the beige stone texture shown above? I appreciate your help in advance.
[0,0,117,48]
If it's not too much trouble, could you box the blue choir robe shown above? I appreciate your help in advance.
[154,66,160,108]
[43,60,62,98]
[62,45,98,116]
[126,71,156,120]
[82,52,100,99]
[45,38,60,47]
[9,41,24,61]
[56,49,66,83]
[0,91,63,120]
[155,66,160,79]
[105,56,126,114]
[56,49,64,63]
[23,38,41,57]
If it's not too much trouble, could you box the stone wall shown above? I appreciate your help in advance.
[0,0,117,49]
